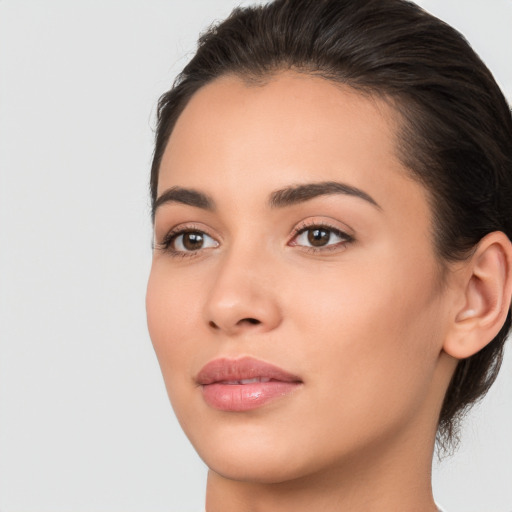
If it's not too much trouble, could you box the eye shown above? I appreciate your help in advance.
[290,224,353,250]
[162,229,219,254]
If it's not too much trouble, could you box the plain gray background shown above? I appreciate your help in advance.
[0,1,511,511]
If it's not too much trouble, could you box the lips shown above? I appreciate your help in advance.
[196,357,302,412]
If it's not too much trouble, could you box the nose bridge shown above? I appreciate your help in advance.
[204,235,281,334]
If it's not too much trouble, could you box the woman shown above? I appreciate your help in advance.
[146,0,512,510]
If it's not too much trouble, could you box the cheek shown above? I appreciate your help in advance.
[146,264,211,433]
[146,265,202,377]
[286,254,443,416]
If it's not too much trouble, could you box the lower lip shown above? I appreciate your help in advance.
[201,381,301,412]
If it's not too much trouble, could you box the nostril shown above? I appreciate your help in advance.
[242,318,261,325]
[208,317,261,330]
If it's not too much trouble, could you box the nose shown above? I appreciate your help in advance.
[203,247,282,336]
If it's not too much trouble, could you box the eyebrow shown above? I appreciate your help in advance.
[153,186,215,217]
[268,181,381,210]
[153,180,380,218]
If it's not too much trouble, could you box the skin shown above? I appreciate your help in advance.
[146,72,470,512]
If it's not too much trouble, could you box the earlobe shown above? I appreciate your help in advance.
[443,232,512,360]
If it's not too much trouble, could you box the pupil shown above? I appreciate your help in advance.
[183,232,204,250]
[308,228,330,247]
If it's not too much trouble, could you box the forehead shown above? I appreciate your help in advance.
[158,71,427,220]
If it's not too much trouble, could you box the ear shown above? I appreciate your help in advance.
[443,231,512,359]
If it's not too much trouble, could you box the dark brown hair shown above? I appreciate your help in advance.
[150,0,512,447]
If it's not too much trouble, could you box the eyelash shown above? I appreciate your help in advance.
[156,222,354,258]
[290,221,354,253]
[156,224,213,258]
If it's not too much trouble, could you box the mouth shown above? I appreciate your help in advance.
[196,357,303,412]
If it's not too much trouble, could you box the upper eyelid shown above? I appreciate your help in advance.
[292,218,354,237]
[163,226,218,247]
[295,222,346,233]
[158,222,218,241]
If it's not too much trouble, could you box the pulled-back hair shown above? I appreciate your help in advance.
[150,0,512,447]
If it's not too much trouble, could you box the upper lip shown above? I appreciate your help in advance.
[196,356,302,385]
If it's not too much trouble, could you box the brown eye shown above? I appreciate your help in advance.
[170,230,219,253]
[292,225,352,251]
[182,232,205,250]
[307,228,331,247]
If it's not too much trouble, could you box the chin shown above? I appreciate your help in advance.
[204,451,311,485]
[185,421,337,485]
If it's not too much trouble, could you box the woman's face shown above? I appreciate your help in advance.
[146,72,455,483]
